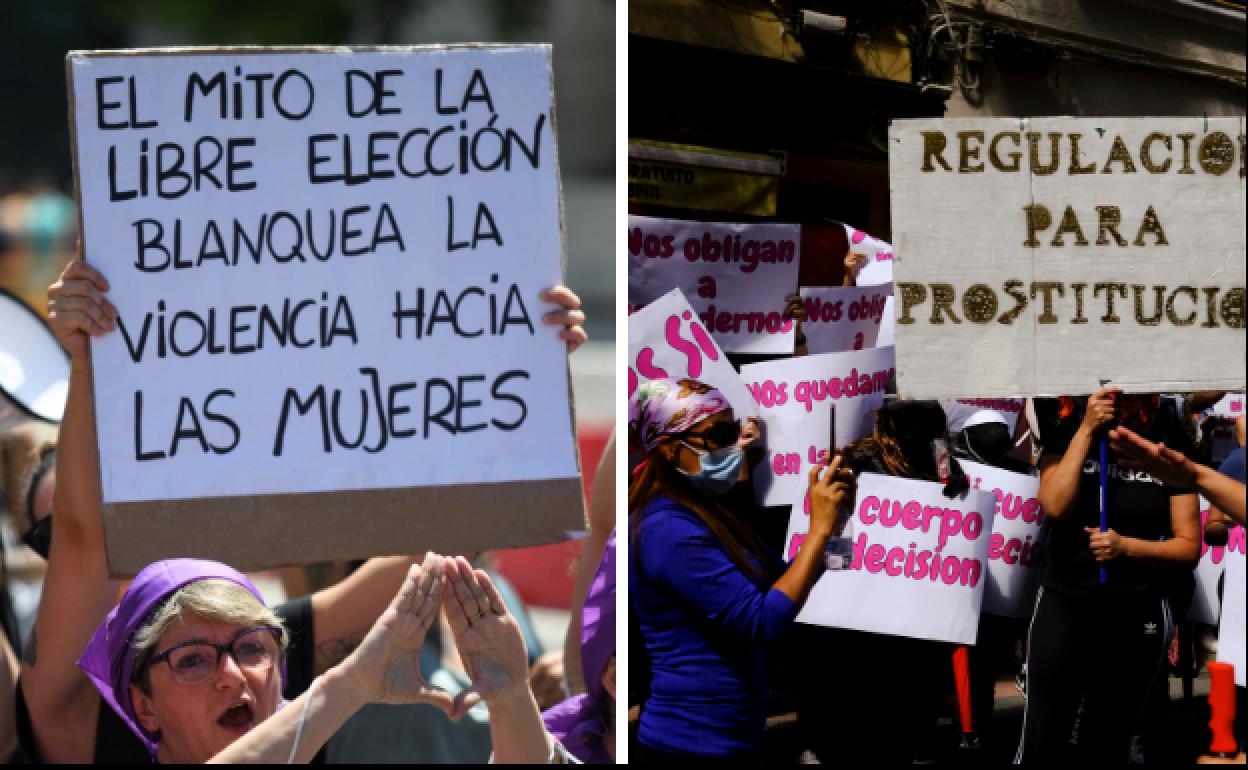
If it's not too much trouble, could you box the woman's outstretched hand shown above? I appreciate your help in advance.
[442,556,531,719]
[540,286,588,353]
[47,258,116,360]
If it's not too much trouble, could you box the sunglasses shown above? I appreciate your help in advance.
[680,419,742,452]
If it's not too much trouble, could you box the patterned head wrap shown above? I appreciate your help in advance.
[628,378,731,455]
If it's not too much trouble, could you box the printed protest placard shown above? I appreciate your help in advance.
[738,356,834,506]
[1216,527,1246,686]
[960,460,1045,618]
[628,215,799,354]
[1190,498,1227,625]
[941,398,1025,434]
[890,117,1246,398]
[799,284,893,354]
[844,225,894,286]
[628,288,756,419]
[774,347,895,451]
[788,473,995,644]
[69,46,583,573]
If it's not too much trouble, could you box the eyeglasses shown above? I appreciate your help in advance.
[143,626,282,686]
[681,420,741,452]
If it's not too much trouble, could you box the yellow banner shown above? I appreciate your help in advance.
[628,158,778,216]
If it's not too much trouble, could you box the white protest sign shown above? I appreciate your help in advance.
[70,46,583,572]
[941,398,1025,434]
[1216,526,1246,686]
[890,117,1246,398]
[627,288,756,419]
[778,347,895,450]
[738,357,834,506]
[878,296,896,348]
[844,224,894,286]
[799,284,893,354]
[1190,499,1226,625]
[788,473,995,644]
[628,215,799,353]
[960,460,1045,618]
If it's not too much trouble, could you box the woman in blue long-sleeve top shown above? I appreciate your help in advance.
[627,378,854,761]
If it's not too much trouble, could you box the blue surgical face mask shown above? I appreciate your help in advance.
[677,442,745,496]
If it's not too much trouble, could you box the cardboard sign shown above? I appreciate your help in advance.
[627,288,756,419]
[69,46,583,573]
[799,284,894,354]
[941,398,1025,434]
[889,117,1246,398]
[628,215,799,353]
[783,347,895,450]
[960,460,1045,618]
[1216,526,1246,686]
[1190,498,1226,625]
[788,473,995,644]
[844,225,894,286]
[738,356,835,506]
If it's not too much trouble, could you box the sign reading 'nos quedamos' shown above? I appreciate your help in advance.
[69,46,583,574]
[890,117,1246,398]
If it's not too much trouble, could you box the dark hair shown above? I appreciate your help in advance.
[25,447,56,524]
[628,441,768,581]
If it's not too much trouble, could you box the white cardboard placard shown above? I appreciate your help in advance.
[844,224,894,286]
[789,473,995,644]
[1190,498,1226,625]
[1216,527,1246,686]
[628,215,799,354]
[960,460,1046,618]
[889,117,1246,398]
[799,284,894,354]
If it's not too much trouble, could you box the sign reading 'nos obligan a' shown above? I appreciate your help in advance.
[69,46,583,574]
[890,117,1246,398]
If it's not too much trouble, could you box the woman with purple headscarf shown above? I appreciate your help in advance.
[628,378,855,762]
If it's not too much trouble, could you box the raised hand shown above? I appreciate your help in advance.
[540,286,588,353]
[340,553,453,712]
[47,258,117,360]
[441,556,530,718]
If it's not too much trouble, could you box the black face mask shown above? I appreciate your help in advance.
[961,423,1013,467]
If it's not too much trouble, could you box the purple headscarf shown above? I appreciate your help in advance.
[628,378,730,455]
[77,558,277,756]
[542,529,615,763]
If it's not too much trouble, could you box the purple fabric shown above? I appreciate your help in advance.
[542,530,615,763]
[77,558,276,756]
[629,378,729,454]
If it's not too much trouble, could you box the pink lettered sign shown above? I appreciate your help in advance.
[799,284,894,354]
[960,460,1046,618]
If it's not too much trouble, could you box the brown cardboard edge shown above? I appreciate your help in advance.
[65,44,552,59]
[103,476,586,577]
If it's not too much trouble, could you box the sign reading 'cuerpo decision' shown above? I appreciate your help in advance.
[890,117,1246,398]
[69,46,583,573]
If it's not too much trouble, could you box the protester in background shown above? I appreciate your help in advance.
[564,432,615,696]
[17,258,588,763]
[794,394,969,764]
[543,529,616,762]
[1017,389,1200,764]
[628,378,854,762]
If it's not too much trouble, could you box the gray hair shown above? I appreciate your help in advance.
[131,579,288,693]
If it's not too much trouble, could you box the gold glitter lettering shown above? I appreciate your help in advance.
[1030,282,1065,323]
[958,131,985,172]
[1026,132,1062,176]
[1052,205,1089,247]
[1067,133,1096,174]
[1101,135,1137,173]
[962,284,998,323]
[1095,206,1126,246]
[930,284,962,324]
[1140,133,1172,173]
[1199,132,1235,175]
[1023,204,1051,248]
[1070,282,1089,324]
[999,280,1028,324]
[922,132,952,172]
[989,132,1022,172]
[1133,206,1168,246]
[1165,286,1198,326]
[897,283,927,324]
[1201,287,1220,328]
[1221,288,1245,329]
[1132,285,1164,326]
[1176,133,1196,174]
[1093,282,1128,323]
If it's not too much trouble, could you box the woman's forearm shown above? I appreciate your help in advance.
[773,528,830,606]
[208,669,366,764]
[54,359,104,546]
[487,687,554,764]
[1193,464,1247,526]
[1122,535,1200,567]
[1039,428,1094,519]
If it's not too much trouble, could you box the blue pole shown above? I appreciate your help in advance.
[1099,434,1108,584]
